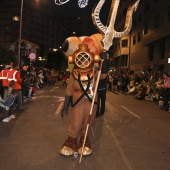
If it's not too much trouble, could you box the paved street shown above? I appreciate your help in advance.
[0,83,170,170]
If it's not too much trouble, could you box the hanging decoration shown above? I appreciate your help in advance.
[55,0,70,5]
[78,0,89,8]
[55,0,89,8]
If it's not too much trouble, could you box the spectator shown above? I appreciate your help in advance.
[0,89,18,122]
[0,61,13,99]
[159,73,170,111]
[7,63,23,113]
[135,86,146,100]
[145,88,154,102]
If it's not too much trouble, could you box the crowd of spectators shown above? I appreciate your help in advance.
[0,62,66,123]
[107,70,170,112]
[1,61,169,123]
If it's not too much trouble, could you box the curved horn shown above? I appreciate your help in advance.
[114,0,140,38]
[91,0,107,34]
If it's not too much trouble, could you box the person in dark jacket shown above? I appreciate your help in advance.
[95,52,110,117]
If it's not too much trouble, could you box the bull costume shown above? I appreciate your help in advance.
[60,43,109,156]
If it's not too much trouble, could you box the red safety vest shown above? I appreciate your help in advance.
[7,69,21,90]
[0,69,12,87]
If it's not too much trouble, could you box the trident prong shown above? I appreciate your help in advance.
[92,0,140,51]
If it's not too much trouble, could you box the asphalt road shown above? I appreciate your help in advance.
[0,83,170,170]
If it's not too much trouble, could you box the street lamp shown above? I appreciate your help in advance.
[18,0,23,65]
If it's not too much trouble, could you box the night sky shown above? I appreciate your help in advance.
[48,0,112,24]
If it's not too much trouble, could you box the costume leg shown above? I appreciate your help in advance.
[77,100,97,155]
[60,101,84,156]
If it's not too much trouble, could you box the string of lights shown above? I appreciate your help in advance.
[55,0,89,8]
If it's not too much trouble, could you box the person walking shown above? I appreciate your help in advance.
[96,52,110,117]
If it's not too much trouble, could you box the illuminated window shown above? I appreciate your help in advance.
[13,16,20,21]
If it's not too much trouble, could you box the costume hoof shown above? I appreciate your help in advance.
[78,147,92,156]
[60,146,74,156]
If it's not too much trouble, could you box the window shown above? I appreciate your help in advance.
[154,15,159,29]
[145,3,150,12]
[138,32,142,42]
[149,45,154,61]
[138,13,142,23]
[122,39,128,47]
[159,41,165,59]
[133,18,137,27]
[123,8,128,17]
[133,35,136,45]
[168,6,170,21]
[118,43,121,50]
[144,23,148,35]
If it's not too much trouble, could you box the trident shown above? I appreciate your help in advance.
[79,0,140,164]
[92,0,140,51]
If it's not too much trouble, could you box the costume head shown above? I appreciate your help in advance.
[62,33,103,72]
[68,44,100,70]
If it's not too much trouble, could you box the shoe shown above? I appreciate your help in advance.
[2,117,10,122]
[18,109,24,113]
[5,106,10,111]
[10,114,16,119]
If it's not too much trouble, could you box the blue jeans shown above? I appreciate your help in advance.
[0,94,15,119]
[4,94,15,107]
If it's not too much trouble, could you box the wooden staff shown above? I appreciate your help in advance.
[79,59,104,164]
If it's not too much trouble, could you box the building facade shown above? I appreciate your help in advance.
[0,0,94,65]
[111,0,170,73]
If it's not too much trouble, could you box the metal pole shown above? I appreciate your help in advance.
[79,59,104,164]
[18,0,23,65]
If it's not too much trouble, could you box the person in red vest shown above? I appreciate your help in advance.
[7,63,23,113]
[0,61,13,99]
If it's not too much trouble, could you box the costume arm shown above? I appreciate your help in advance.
[61,74,74,118]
